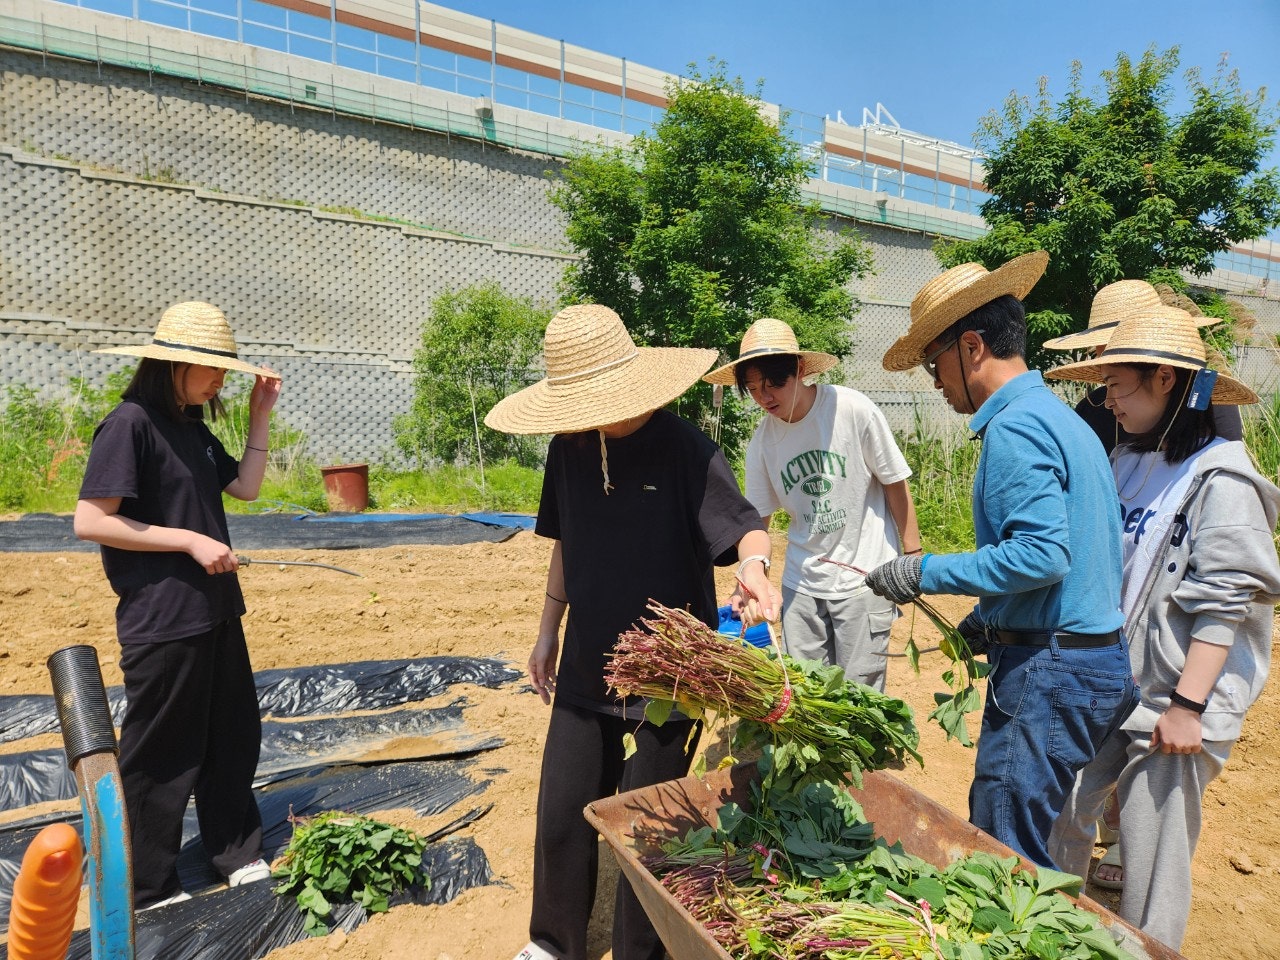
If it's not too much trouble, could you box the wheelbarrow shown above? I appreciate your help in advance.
[585,762,1186,960]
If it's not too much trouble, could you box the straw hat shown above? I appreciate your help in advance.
[1042,279,1222,351]
[95,301,279,378]
[702,317,839,386]
[883,251,1049,371]
[484,304,717,435]
[1045,307,1256,405]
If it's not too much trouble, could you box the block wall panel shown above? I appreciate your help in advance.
[0,47,571,251]
[1,152,566,463]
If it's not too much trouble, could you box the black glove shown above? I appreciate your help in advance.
[864,555,924,604]
[955,609,988,657]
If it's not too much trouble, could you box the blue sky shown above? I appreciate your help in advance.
[443,0,1279,159]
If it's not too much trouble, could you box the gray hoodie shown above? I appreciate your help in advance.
[1119,440,1280,742]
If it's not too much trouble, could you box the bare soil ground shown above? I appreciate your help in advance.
[1,530,1276,959]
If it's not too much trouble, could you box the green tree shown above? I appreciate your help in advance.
[937,47,1280,362]
[550,58,872,449]
[395,283,550,469]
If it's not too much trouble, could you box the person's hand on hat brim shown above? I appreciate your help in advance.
[248,369,283,418]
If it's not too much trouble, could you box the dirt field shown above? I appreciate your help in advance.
[1,529,1277,960]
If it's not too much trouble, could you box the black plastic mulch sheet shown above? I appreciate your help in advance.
[0,512,521,552]
[0,700,502,810]
[0,756,497,937]
[0,656,522,743]
[0,835,495,960]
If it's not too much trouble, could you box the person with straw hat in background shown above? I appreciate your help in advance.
[485,303,780,960]
[1044,308,1280,951]
[1044,279,1243,454]
[1044,278,1243,884]
[703,317,920,691]
[861,252,1138,870]
[73,301,282,910]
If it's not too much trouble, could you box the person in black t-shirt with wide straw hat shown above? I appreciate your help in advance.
[486,303,779,960]
[74,300,281,910]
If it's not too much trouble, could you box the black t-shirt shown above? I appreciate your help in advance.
[79,400,245,643]
[1074,387,1244,454]
[536,410,765,718]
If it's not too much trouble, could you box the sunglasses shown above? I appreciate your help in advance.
[921,329,984,380]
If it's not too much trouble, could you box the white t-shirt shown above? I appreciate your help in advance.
[745,384,911,598]
[1114,438,1226,617]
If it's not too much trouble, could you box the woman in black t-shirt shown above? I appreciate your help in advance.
[74,302,282,911]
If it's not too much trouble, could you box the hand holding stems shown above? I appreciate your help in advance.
[864,555,925,605]
[736,563,779,626]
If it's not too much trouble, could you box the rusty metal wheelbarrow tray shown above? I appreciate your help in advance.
[585,762,1185,960]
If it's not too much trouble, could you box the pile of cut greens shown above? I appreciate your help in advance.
[647,777,1136,960]
[606,602,1133,959]
[272,811,430,936]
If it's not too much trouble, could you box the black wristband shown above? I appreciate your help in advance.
[1169,689,1207,714]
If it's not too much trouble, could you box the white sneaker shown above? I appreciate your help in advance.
[513,943,557,960]
[140,890,191,911]
[227,858,272,887]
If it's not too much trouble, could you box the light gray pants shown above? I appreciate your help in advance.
[781,585,896,691]
[1049,726,1232,951]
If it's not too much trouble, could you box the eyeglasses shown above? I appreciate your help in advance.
[921,337,959,380]
[921,329,984,381]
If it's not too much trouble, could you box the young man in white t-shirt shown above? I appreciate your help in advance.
[705,318,921,689]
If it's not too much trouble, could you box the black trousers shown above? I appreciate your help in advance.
[117,619,263,907]
[529,701,699,960]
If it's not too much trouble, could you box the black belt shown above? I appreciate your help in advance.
[989,629,1121,649]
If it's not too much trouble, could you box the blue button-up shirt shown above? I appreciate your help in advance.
[921,370,1124,634]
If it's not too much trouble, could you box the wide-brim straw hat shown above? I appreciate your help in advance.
[95,301,279,378]
[883,250,1049,371]
[484,304,717,435]
[1045,307,1257,405]
[703,317,839,386]
[1043,279,1222,351]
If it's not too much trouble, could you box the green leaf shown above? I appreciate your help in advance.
[972,905,1016,933]
[644,698,674,726]
[906,876,948,910]
[622,732,638,760]
[1035,866,1084,897]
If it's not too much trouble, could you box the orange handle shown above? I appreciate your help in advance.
[7,822,83,960]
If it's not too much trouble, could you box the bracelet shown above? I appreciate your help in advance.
[735,554,771,581]
[1169,689,1207,714]
[545,591,568,605]
[903,547,923,555]
[245,444,268,452]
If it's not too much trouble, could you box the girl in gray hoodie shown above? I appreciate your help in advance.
[1046,308,1280,951]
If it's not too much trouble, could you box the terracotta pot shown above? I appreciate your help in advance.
[319,463,369,512]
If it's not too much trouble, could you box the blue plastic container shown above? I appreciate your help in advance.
[717,605,771,648]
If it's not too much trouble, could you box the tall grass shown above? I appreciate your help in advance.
[1243,391,1280,486]
[897,404,980,554]
[372,462,542,513]
[0,374,128,512]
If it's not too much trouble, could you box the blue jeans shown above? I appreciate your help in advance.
[969,634,1138,869]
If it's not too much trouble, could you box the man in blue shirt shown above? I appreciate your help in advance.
[865,251,1137,870]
